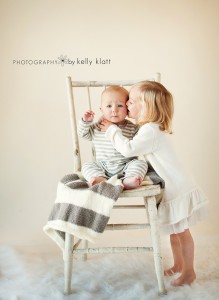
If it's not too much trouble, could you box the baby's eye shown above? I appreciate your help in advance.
[106,105,111,108]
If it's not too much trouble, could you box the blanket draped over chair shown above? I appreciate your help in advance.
[43,165,164,251]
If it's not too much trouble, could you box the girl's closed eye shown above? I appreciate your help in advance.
[127,100,132,106]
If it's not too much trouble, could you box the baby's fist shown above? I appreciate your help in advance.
[82,111,95,122]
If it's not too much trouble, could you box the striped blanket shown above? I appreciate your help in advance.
[43,174,123,249]
[44,165,164,251]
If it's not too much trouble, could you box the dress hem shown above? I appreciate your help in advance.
[157,186,208,234]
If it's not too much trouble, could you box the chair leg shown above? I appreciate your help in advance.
[64,233,74,294]
[82,239,88,261]
[77,240,88,261]
[145,196,167,295]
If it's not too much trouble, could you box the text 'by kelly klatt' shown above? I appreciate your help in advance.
[12,56,112,67]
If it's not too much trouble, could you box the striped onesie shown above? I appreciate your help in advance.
[77,119,148,181]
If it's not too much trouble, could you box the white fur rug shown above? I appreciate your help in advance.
[0,235,219,300]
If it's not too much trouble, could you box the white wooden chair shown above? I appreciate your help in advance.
[64,73,167,295]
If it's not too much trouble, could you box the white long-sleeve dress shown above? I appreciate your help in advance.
[105,122,208,234]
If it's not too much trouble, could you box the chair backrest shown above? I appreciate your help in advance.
[66,73,161,172]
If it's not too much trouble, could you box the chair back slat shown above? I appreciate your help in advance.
[71,75,160,87]
[66,76,81,171]
[87,87,92,111]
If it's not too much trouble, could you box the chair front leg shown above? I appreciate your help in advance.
[64,233,74,294]
[145,196,167,295]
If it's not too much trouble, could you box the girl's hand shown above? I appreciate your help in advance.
[82,111,95,122]
[98,119,114,131]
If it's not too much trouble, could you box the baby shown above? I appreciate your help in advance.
[77,86,148,189]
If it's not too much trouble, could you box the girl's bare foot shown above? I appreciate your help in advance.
[123,176,142,190]
[171,270,196,286]
[165,234,183,276]
[89,177,107,187]
[164,265,182,276]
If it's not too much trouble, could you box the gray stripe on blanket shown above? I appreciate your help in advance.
[48,203,109,233]
[60,174,81,184]
[146,161,165,188]
[90,181,123,200]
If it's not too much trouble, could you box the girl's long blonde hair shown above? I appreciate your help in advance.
[132,81,174,134]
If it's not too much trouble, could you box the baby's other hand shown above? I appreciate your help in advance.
[98,119,114,131]
[82,111,95,122]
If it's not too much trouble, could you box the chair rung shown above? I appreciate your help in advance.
[113,205,145,209]
[73,246,153,254]
[105,223,149,230]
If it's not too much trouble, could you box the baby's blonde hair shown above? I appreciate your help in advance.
[131,81,174,134]
[101,85,129,102]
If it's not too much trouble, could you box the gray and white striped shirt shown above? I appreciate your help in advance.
[78,119,139,173]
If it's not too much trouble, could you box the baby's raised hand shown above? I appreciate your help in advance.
[82,111,95,122]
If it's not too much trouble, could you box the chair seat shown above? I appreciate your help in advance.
[75,170,162,201]
[119,184,161,198]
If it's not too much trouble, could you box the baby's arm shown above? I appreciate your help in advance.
[77,111,95,141]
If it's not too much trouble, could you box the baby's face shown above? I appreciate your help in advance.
[100,91,127,124]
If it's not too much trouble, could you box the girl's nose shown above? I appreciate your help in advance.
[126,100,129,106]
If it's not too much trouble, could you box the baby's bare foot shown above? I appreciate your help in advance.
[123,176,142,190]
[89,177,107,187]
[171,271,196,286]
[164,265,182,276]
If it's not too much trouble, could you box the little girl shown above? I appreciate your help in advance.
[99,80,208,286]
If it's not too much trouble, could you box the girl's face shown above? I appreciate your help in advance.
[126,88,144,119]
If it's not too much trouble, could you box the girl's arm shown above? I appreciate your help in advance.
[105,124,155,157]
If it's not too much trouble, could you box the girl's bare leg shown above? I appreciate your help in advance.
[171,229,196,286]
[164,234,183,276]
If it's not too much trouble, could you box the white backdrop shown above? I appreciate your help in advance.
[1,0,219,247]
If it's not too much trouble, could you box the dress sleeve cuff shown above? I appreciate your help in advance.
[105,125,121,140]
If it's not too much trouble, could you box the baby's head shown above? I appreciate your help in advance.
[100,86,129,124]
[128,81,174,133]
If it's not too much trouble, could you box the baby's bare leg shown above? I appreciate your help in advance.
[171,229,196,286]
[123,176,142,190]
[164,234,183,276]
[89,176,107,187]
